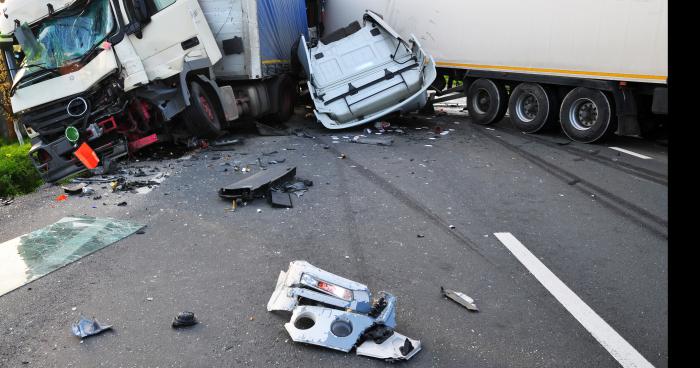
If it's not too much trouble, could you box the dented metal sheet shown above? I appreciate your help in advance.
[267,260,372,313]
[356,331,422,361]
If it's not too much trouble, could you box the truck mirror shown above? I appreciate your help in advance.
[124,0,152,39]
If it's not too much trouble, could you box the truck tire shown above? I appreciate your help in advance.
[260,74,296,125]
[467,78,508,125]
[184,81,222,138]
[508,83,558,133]
[559,87,614,143]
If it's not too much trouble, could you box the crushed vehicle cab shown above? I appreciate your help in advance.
[0,0,308,182]
[0,0,225,182]
[297,11,437,130]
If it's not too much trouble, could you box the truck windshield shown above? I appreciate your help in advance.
[19,0,114,72]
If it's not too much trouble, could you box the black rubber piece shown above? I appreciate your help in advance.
[508,83,558,133]
[172,311,198,328]
[467,78,508,125]
[183,81,222,139]
[559,87,614,143]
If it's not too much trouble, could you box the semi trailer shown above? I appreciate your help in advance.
[0,0,310,182]
[323,0,668,143]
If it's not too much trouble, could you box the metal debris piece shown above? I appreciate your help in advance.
[285,305,376,352]
[72,317,113,338]
[356,331,422,361]
[172,311,198,328]
[441,286,479,311]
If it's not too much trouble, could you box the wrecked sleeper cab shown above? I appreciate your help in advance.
[297,10,437,130]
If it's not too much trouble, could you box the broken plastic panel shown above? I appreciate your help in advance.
[72,317,113,338]
[0,216,144,297]
[267,260,372,313]
[218,166,296,200]
[299,10,436,130]
[268,260,420,361]
[356,331,422,361]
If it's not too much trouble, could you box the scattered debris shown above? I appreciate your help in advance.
[62,183,87,195]
[269,190,293,208]
[55,194,68,202]
[338,154,347,159]
[172,311,198,328]
[268,261,421,361]
[1,197,14,206]
[351,136,394,146]
[72,317,113,338]
[117,201,128,207]
[219,166,297,201]
[441,286,479,311]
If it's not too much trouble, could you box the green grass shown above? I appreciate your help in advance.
[0,143,44,197]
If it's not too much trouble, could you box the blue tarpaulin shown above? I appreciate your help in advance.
[257,0,308,67]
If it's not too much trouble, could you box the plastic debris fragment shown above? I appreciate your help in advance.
[172,311,198,328]
[72,317,113,338]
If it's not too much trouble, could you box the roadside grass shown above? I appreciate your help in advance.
[0,142,43,197]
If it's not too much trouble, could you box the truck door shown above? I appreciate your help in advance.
[121,0,222,80]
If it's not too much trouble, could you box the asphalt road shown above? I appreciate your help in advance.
[0,108,667,367]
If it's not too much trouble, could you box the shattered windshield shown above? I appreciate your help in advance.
[19,0,114,72]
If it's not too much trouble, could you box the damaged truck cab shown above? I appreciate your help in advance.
[0,0,307,182]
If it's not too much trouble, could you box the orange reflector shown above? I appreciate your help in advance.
[73,142,100,169]
[55,194,67,202]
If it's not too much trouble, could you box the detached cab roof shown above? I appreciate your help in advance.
[0,0,79,35]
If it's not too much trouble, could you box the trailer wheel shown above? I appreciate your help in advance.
[560,87,614,143]
[184,81,222,138]
[508,83,558,133]
[467,78,508,125]
[260,74,297,125]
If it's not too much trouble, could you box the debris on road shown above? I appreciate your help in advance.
[269,190,293,208]
[441,286,479,311]
[218,166,296,201]
[172,311,198,328]
[55,194,68,202]
[351,136,394,146]
[267,260,421,361]
[62,183,87,195]
[2,197,15,206]
[72,317,113,338]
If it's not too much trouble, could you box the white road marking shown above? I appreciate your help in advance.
[609,147,652,160]
[494,232,654,368]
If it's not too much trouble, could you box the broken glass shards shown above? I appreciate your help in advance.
[267,260,421,361]
[0,216,144,297]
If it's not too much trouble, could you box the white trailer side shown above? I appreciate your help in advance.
[322,0,668,142]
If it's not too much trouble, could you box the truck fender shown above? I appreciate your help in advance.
[195,74,239,122]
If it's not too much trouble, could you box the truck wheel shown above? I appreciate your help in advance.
[260,74,296,125]
[184,81,222,138]
[560,87,614,143]
[508,83,558,133]
[467,78,508,125]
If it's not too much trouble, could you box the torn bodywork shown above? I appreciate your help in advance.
[267,260,421,361]
[297,11,437,130]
